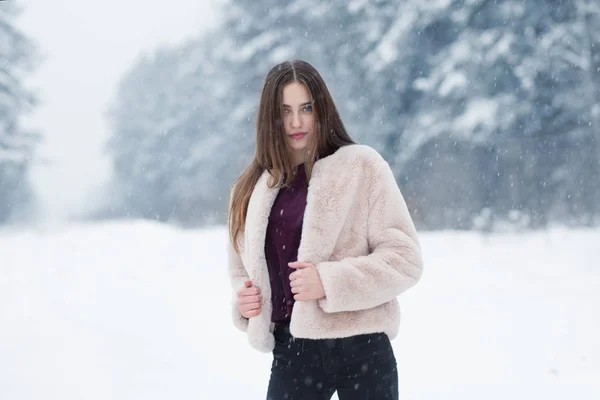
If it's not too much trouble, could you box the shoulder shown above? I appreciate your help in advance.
[330,145,398,193]
[327,144,388,172]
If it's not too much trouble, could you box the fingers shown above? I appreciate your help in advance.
[290,279,304,295]
[290,279,307,295]
[236,280,262,318]
[293,290,318,301]
[293,293,310,301]
[240,301,261,313]
[238,280,258,296]
[242,308,261,318]
[289,269,307,281]
[289,278,301,287]
[291,285,307,295]
[237,286,260,297]
[239,294,261,305]
[289,263,315,280]
[288,261,313,269]
[290,281,317,300]
[239,300,262,318]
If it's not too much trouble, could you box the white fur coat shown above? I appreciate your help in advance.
[227,144,423,353]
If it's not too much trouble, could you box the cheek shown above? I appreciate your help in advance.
[283,117,291,133]
[308,115,315,132]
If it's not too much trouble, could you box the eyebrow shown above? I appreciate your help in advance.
[282,100,314,108]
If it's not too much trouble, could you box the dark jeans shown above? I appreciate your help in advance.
[266,323,398,400]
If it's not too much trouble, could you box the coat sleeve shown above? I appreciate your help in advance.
[315,158,423,313]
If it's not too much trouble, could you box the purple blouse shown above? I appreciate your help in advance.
[264,164,308,324]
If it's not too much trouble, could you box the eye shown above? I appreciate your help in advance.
[283,108,291,114]
[302,105,313,112]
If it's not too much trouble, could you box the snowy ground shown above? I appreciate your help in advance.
[1,220,599,399]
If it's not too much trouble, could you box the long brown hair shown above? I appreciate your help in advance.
[228,60,355,251]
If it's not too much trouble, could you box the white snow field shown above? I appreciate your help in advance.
[1,221,598,399]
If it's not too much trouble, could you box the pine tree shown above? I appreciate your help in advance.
[0,2,40,224]
[105,0,410,225]
[105,0,600,229]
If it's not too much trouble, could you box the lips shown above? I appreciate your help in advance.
[290,132,307,140]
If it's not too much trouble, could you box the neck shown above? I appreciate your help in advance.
[293,150,307,166]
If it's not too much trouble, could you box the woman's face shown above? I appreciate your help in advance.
[282,82,314,161]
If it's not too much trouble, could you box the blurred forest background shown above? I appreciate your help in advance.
[2,0,600,231]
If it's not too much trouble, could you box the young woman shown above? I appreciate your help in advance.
[227,60,423,399]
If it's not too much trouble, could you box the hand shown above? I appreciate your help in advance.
[237,280,262,318]
[289,261,326,301]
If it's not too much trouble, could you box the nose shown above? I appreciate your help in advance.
[290,111,302,129]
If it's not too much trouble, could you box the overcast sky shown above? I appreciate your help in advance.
[16,0,219,222]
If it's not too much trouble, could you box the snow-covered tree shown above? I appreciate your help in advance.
[106,37,230,224]
[105,0,412,225]
[531,0,600,225]
[0,2,40,225]
[105,0,600,230]
[394,0,600,229]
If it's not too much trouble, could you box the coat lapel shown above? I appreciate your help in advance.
[243,169,281,347]
[244,170,280,280]
[244,150,358,278]
[297,153,358,265]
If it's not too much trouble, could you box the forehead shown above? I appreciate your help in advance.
[282,82,311,105]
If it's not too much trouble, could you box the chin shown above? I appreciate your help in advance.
[289,142,307,150]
